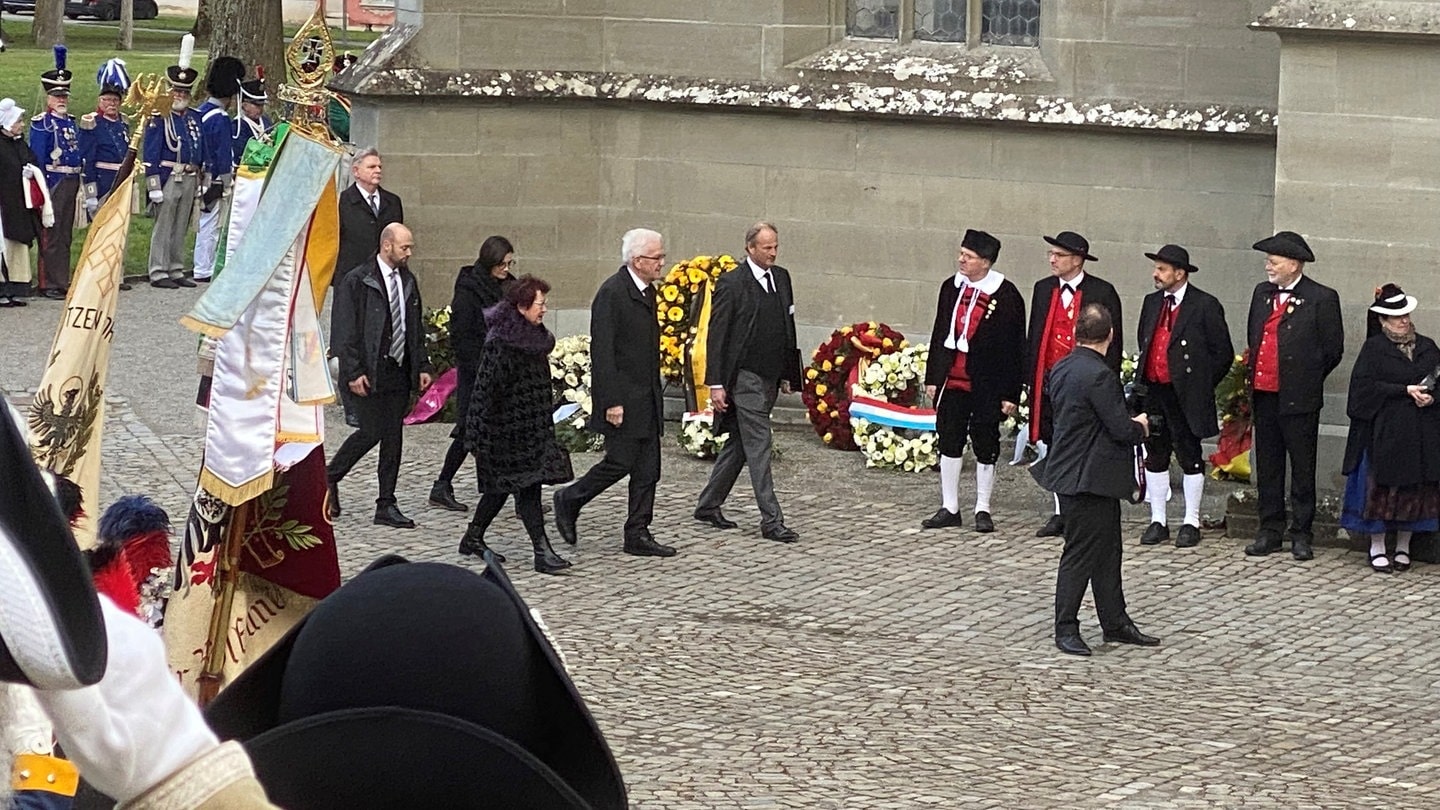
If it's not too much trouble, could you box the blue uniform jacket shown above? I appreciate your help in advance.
[196,99,234,184]
[78,112,130,198]
[28,111,82,188]
[142,109,203,189]
[231,114,271,167]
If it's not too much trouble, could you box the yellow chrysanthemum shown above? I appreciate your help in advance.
[667,307,684,322]
[806,368,819,380]
[817,401,828,413]
[822,361,833,372]
[687,267,706,284]
[695,257,712,271]
[662,286,679,302]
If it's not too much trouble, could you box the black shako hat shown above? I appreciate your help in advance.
[962,229,1001,264]
[205,55,246,98]
[205,556,628,810]
[1043,231,1098,262]
[40,45,73,97]
[1252,230,1315,263]
[1144,244,1198,273]
[0,403,107,689]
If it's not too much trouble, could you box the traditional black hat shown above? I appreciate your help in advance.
[1370,282,1417,317]
[239,65,267,104]
[0,403,107,689]
[1251,230,1315,263]
[205,556,628,809]
[95,57,130,99]
[1043,231,1098,262]
[40,45,73,96]
[206,55,246,98]
[1144,244,1197,273]
[961,229,1001,264]
[165,34,199,92]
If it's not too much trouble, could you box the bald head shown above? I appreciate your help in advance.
[379,223,414,269]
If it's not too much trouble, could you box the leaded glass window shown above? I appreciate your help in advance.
[848,0,900,39]
[914,0,966,42]
[845,1,1041,47]
[981,0,1041,47]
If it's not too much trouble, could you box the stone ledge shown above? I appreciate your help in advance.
[1253,0,1440,37]
[788,40,1053,91]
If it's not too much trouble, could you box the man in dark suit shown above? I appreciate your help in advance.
[327,223,433,528]
[1037,303,1159,656]
[1026,231,1124,538]
[1243,231,1344,561]
[553,228,675,557]
[693,222,804,542]
[1134,245,1234,548]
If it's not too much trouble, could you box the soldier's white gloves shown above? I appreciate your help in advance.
[84,196,99,216]
[147,188,163,204]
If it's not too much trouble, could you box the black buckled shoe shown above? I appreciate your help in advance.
[1140,522,1169,545]
[1036,514,1065,538]
[1102,623,1161,646]
[694,508,738,530]
[973,511,995,533]
[428,480,468,512]
[373,504,416,529]
[552,488,579,546]
[921,508,963,530]
[1175,524,1201,548]
[1244,532,1283,556]
[1055,634,1092,656]
[623,532,677,557]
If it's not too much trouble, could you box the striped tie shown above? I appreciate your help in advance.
[388,271,405,363]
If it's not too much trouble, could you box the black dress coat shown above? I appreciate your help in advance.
[1341,333,1440,487]
[1245,274,1344,415]
[465,304,568,493]
[1135,284,1234,438]
[1026,273,1124,380]
[451,268,514,438]
[0,134,40,248]
[924,273,1027,403]
[333,183,403,287]
[1036,346,1146,501]
[588,266,663,439]
[332,259,433,391]
[702,263,803,432]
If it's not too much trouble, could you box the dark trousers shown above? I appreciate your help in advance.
[1055,493,1132,636]
[1251,392,1320,538]
[38,175,78,291]
[1142,382,1204,474]
[562,431,660,538]
[471,483,545,542]
[437,365,476,483]
[328,360,410,507]
[935,386,1001,463]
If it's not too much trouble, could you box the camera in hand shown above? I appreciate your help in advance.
[1420,365,1440,396]
[1123,381,1164,436]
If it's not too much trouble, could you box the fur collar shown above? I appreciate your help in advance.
[484,302,555,355]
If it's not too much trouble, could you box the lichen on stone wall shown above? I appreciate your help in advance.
[1254,0,1440,35]
[790,41,1045,89]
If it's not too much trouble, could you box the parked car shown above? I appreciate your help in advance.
[1,1,35,14]
[65,0,159,20]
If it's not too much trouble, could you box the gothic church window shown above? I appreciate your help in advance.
[847,0,1040,47]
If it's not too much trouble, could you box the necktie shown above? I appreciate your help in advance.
[1061,283,1074,310]
[1163,294,1176,327]
[388,271,406,363]
[370,192,381,216]
[763,271,775,294]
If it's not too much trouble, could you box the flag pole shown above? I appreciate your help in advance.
[196,497,251,708]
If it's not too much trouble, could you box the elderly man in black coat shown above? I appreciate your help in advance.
[1036,303,1160,656]
[552,228,675,557]
[1243,231,1344,561]
[1134,245,1234,548]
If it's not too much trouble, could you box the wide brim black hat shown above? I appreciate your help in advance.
[0,404,106,689]
[1144,244,1197,273]
[205,555,627,810]
[1043,231,1098,262]
[1252,230,1315,263]
[165,65,199,91]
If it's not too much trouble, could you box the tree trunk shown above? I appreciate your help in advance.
[192,0,212,41]
[116,0,133,51]
[32,0,65,47]
[207,0,284,94]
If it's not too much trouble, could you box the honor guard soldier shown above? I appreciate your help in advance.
[143,34,204,290]
[233,69,271,166]
[192,55,245,283]
[80,59,134,289]
[30,45,81,300]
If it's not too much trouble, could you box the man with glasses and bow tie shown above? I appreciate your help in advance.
[1026,231,1124,539]
[1243,231,1343,562]
[1134,244,1233,549]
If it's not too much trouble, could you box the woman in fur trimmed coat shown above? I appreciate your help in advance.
[462,275,573,574]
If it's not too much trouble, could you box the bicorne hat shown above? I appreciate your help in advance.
[40,45,73,97]
[1252,230,1315,263]
[205,556,629,809]
[1144,244,1198,273]
[1043,231,1098,262]
[165,34,200,92]
[1370,283,1417,317]
[96,57,130,99]
[0,403,107,690]
[961,229,1001,264]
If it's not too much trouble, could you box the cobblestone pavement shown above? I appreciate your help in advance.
[4,287,1439,808]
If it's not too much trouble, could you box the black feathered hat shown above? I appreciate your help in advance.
[1144,244,1198,273]
[1043,231,1098,262]
[40,45,73,96]
[1252,230,1315,263]
[206,55,246,98]
[205,556,628,809]
[961,229,1001,264]
[165,33,200,92]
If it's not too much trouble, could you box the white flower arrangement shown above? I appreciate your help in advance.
[850,344,939,473]
[678,410,730,459]
[549,335,604,452]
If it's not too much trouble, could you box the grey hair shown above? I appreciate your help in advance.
[621,228,663,264]
[745,221,778,247]
[353,146,381,164]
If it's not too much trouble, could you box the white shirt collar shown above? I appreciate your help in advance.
[954,269,1005,296]
[747,257,773,285]
[1277,276,1301,292]
[1163,282,1189,305]
[376,255,395,277]
[1059,270,1085,291]
[625,265,650,292]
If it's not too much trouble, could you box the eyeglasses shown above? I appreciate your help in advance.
[1046,250,1076,259]
[637,254,667,262]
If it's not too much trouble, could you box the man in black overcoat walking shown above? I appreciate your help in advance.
[553,228,675,557]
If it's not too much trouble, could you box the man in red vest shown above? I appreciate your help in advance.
[1026,231,1123,538]
[1134,245,1234,548]
[1243,231,1344,561]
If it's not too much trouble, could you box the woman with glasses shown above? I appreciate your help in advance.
[429,235,516,510]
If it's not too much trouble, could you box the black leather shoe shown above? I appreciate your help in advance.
[1055,634,1092,656]
[623,532,677,557]
[194,276,211,283]
[973,511,995,533]
[1036,514,1065,537]
[762,525,799,543]
[326,482,341,519]
[42,288,66,300]
[921,508,963,529]
[1175,524,1201,548]
[151,278,179,289]
[428,480,468,512]
[1244,532,1283,556]
[119,281,132,291]
[175,277,197,288]
[374,505,415,529]
[8,297,25,307]
[1140,522,1169,545]
[1291,535,1314,561]
[457,524,505,563]
[552,489,579,546]
[1103,623,1161,646]
[532,533,572,574]
[694,508,738,530]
